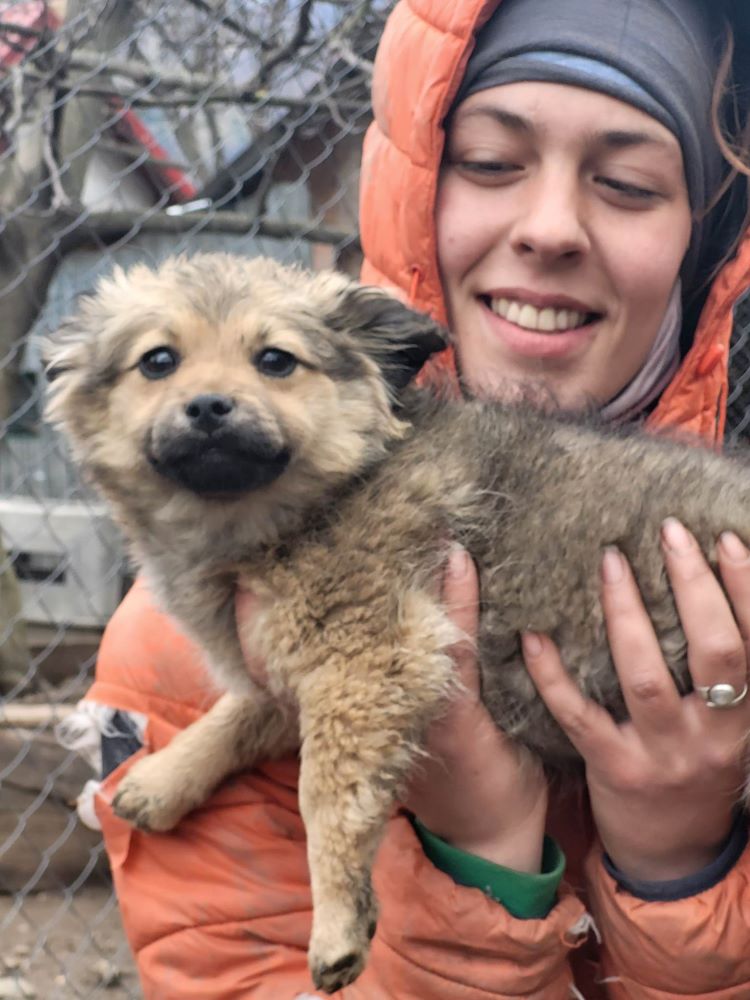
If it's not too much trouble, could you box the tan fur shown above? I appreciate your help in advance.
[45,253,750,991]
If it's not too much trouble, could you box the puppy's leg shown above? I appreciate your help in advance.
[298,591,457,993]
[113,690,296,832]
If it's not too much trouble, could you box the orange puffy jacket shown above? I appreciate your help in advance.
[88,1,750,997]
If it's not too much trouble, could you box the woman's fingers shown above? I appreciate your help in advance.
[406,546,551,872]
[661,519,747,702]
[599,546,683,732]
[235,588,269,686]
[422,544,507,769]
[717,531,750,643]
[522,632,617,759]
[440,545,480,699]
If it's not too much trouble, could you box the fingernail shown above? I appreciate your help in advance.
[448,543,471,576]
[522,632,543,657]
[720,531,749,562]
[236,588,252,607]
[661,517,693,554]
[601,547,624,583]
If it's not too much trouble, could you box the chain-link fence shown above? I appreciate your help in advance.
[0,1,391,995]
[3,2,750,998]
[727,289,750,445]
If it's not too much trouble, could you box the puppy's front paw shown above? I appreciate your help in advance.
[112,752,198,832]
[311,949,367,995]
[308,886,378,993]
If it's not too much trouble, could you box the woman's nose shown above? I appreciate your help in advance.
[509,170,591,264]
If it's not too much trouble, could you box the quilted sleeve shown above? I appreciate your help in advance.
[584,839,750,998]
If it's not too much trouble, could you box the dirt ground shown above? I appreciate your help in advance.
[0,885,140,1000]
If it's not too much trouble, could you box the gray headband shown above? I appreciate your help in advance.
[455,0,724,214]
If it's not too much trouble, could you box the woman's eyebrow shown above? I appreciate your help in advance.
[454,105,532,134]
[598,129,674,151]
[454,109,675,151]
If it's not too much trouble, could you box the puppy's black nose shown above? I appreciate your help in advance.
[185,394,235,433]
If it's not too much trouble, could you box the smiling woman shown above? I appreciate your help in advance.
[437,83,692,407]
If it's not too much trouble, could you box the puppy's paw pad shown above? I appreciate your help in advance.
[311,951,365,994]
[112,788,156,831]
[112,784,175,832]
[112,768,190,832]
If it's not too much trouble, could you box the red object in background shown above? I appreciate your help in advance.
[0,1,57,67]
[0,3,196,201]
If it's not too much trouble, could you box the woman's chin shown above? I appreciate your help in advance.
[457,362,605,414]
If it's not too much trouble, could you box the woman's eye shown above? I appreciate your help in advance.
[138,346,180,379]
[449,159,524,188]
[597,176,658,201]
[255,347,298,378]
[457,160,521,176]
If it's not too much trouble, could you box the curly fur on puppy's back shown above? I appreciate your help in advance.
[329,393,750,761]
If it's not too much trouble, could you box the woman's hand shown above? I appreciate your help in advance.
[405,546,549,874]
[523,519,750,882]
[236,589,268,686]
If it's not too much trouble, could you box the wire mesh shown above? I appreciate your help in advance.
[0,1,390,995]
[727,288,750,446]
[2,2,750,998]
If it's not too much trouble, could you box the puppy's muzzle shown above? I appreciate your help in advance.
[148,394,291,497]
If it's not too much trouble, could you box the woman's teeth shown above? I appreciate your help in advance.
[489,297,589,332]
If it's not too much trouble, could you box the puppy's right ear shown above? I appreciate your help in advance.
[41,289,112,433]
[42,315,92,385]
[42,266,131,393]
[325,282,449,393]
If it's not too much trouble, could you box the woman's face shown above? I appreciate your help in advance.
[436,82,692,407]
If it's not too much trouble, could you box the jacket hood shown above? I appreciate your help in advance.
[359,0,750,443]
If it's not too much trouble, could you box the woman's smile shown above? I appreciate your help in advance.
[477,286,604,360]
[479,293,600,360]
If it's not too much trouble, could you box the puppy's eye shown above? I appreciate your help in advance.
[139,346,180,380]
[255,347,297,378]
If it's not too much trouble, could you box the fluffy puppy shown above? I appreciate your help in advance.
[46,253,750,992]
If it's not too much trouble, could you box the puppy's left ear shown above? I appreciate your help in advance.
[328,284,449,392]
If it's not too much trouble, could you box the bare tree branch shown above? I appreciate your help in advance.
[58,47,227,94]
[259,0,314,83]
[21,63,366,114]
[328,37,374,79]
[4,66,26,135]
[50,206,359,249]
[41,111,70,210]
[53,47,367,113]
[180,0,267,50]
[62,80,364,114]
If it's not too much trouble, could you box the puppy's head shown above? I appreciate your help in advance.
[44,254,446,513]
